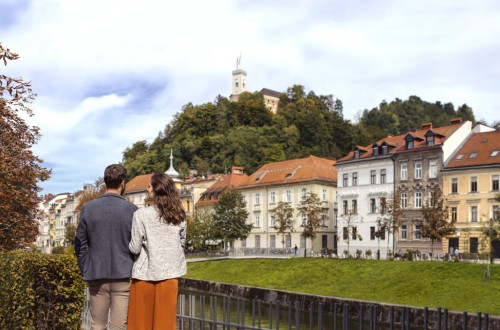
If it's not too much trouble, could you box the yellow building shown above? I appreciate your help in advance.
[442,129,500,257]
[179,174,220,216]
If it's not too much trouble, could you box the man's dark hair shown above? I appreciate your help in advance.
[104,164,127,189]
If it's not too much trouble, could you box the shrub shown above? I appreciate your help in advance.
[355,249,363,259]
[0,250,86,329]
[365,249,372,258]
[52,246,66,254]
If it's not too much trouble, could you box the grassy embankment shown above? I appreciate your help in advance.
[185,258,500,316]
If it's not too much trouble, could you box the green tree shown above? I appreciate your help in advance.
[481,193,500,278]
[0,44,51,252]
[212,189,252,250]
[65,224,77,245]
[271,201,295,249]
[186,209,216,250]
[297,192,325,255]
[419,187,455,257]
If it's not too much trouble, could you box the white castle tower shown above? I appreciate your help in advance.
[229,55,247,102]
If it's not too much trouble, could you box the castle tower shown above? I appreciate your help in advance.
[230,56,247,102]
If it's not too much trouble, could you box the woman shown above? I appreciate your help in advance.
[128,173,187,330]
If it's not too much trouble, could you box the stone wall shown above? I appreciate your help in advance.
[180,277,499,329]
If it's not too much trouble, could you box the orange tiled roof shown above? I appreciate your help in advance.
[196,172,249,207]
[238,155,337,189]
[445,130,500,169]
[125,173,153,194]
[337,120,464,162]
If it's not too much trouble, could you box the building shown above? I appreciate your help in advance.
[442,127,499,256]
[235,156,338,253]
[393,119,472,254]
[335,134,406,258]
[179,174,221,216]
[261,88,281,114]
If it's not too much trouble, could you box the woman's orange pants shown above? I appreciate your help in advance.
[127,278,178,330]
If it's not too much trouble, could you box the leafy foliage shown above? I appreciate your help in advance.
[377,190,404,255]
[212,189,252,246]
[297,192,325,253]
[186,209,217,250]
[0,43,51,251]
[271,201,295,248]
[419,187,455,255]
[75,177,106,212]
[339,208,363,257]
[0,251,85,329]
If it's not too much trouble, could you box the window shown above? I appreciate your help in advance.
[343,174,348,187]
[402,224,407,240]
[255,235,260,248]
[382,145,388,154]
[451,207,457,223]
[429,161,437,178]
[373,147,379,156]
[371,170,376,184]
[352,227,357,240]
[426,135,434,147]
[380,169,386,184]
[301,214,307,226]
[380,227,386,240]
[241,238,246,248]
[456,153,464,160]
[301,188,307,200]
[343,200,348,215]
[401,193,408,208]
[286,235,291,248]
[471,177,478,192]
[471,206,478,222]
[415,162,422,179]
[493,175,499,191]
[242,194,247,205]
[429,191,436,207]
[270,235,276,248]
[470,238,479,253]
[255,215,260,227]
[415,225,421,239]
[401,164,408,180]
[491,150,499,157]
[343,227,348,240]
[286,189,291,203]
[270,191,275,204]
[354,150,360,159]
[370,198,376,213]
[370,227,376,240]
[407,140,414,149]
[255,193,260,205]
[469,152,478,159]
[352,172,358,186]
[322,188,327,201]
[380,197,386,214]
[270,215,275,227]
[322,213,328,226]
[415,192,422,208]
[300,235,306,248]
[322,235,327,248]
[452,178,458,193]
[352,200,357,214]
[493,205,499,221]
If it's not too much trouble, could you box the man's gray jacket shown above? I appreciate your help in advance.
[75,193,138,281]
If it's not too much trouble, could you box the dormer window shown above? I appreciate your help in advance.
[373,148,379,156]
[426,135,434,147]
[354,150,360,159]
[382,146,388,154]
[406,140,414,149]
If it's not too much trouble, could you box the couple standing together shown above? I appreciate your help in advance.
[75,164,186,330]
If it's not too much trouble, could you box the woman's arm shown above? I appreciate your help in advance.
[179,221,187,249]
[129,211,144,254]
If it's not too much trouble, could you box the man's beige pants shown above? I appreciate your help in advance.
[87,279,131,330]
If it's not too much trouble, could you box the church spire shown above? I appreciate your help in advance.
[165,149,179,179]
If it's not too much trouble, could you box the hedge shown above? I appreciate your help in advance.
[0,250,86,329]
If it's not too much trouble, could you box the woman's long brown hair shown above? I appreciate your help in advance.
[150,173,186,225]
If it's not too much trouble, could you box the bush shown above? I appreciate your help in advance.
[355,249,363,259]
[0,250,86,329]
[52,246,66,254]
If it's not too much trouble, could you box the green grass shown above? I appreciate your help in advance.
[185,258,500,315]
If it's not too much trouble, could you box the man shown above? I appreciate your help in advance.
[75,164,138,329]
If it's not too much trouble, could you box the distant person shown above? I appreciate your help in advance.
[75,164,138,329]
[294,244,298,256]
[127,173,187,330]
[454,247,460,259]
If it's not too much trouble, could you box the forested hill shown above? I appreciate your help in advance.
[122,85,476,179]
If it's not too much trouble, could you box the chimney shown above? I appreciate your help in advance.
[422,123,433,130]
[231,166,244,175]
[450,117,463,125]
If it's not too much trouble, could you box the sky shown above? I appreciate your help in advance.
[1,0,499,194]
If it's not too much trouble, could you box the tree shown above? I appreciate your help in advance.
[271,201,295,249]
[419,187,455,257]
[75,178,106,212]
[481,193,500,278]
[378,191,404,257]
[0,44,51,251]
[212,189,252,250]
[65,224,77,246]
[186,208,217,250]
[339,209,363,258]
[297,192,325,255]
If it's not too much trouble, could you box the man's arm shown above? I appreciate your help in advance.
[74,208,88,260]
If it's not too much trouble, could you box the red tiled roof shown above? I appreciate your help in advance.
[238,155,337,189]
[445,130,500,169]
[125,173,153,194]
[196,172,249,207]
[337,120,464,162]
